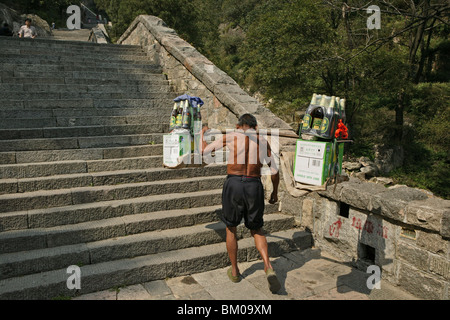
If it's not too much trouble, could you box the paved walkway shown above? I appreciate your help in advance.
[73,247,418,300]
[51,29,91,41]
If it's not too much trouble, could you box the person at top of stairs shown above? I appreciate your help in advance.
[18,18,37,39]
[201,113,282,294]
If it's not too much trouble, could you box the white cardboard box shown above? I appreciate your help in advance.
[293,140,343,186]
[163,133,191,167]
[293,140,330,186]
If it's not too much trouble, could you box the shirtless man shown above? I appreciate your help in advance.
[201,113,281,293]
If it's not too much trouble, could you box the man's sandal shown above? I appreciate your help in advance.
[266,268,281,293]
[227,267,241,283]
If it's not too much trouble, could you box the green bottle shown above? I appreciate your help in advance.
[175,101,183,128]
[169,103,178,131]
[182,100,192,130]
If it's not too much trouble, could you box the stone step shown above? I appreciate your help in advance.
[1,47,147,58]
[0,205,223,253]
[0,91,176,101]
[0,228,311,299]
[0,83,172,94]
[1,63,161,75]
[0,52,154,64]
[0,98,174,110]
[0,37,141,52]
[0,57,155,70]
[0,107,172,120]
[1,45,145,55]
[1,77,169,86]
[0,202,278,252]
[0,164,227,194]
[0,124,169,140]
[0,188,223,231]
[0,133,165,152]
[4,70,166,81]
[0,155,163,180]
[0,213,291,280]
[0,115,171,129]
[0,143,165,165]
[0,175,226,213]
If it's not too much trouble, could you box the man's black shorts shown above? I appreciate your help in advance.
[221,175,265,230]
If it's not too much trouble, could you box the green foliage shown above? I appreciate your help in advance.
[88,1,450,198]
[94,0,200,44]
[410,83,450,150]
[3,0,81,28]
[390,143,449,199]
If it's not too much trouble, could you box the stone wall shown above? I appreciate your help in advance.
[115,14,449,300]
[117,15,294,134]
[280,173,450,300]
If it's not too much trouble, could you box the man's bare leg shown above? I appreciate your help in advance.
[251,228,273,272]
[252,228,281,293]
[226,226,240,277]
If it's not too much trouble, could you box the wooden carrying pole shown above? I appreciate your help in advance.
[214,129,300,139]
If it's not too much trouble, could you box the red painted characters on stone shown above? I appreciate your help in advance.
[351,216,388,239]
[329,219,342,238]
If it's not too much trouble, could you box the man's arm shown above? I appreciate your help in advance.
[264,139,279,204]
[201,126,226,156]
[270,171,279,204]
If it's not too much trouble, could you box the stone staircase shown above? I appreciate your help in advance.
[0,36,311,299]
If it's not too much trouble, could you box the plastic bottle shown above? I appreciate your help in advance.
[340,99,347,124]
[192,103,202,155]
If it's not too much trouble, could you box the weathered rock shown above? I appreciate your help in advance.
[369,177,393,186]
[398,262,446,300]
[369,186,428,221]
[354,171,366,181]
[404,198,448,233]
[358,156,371,166]
[342,161,361,171]
[441,209,450,239]
[374,144,404,174]
[0,4,51,37]
[360,165,377,177]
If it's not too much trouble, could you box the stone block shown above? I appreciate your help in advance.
[442,209,450,239]
[428,254,449,280]
[18,175,92,193]
[0,152,16,165]
[302,197,315,230]
[416,231,447,256]
[0,179,18,194]
[142,280,172,297]
[0,190,73,213]
[405,198,448,233]
[398,262,446,300]
[397,239,429,272]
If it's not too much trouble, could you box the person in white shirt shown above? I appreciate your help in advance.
[18,18,37,38]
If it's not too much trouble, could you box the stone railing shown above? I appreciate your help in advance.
[89,24,109,44]
[117,15,294,136]
[280,174,449,299]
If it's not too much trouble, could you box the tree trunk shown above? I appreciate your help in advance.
[394,90,405,143]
